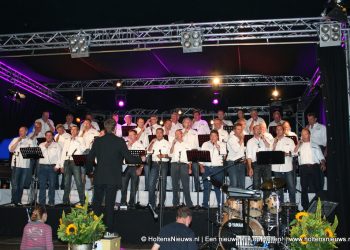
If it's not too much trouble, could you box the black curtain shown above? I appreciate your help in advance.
[318,46,350,247]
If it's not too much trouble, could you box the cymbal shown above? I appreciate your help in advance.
[261,178,286,190]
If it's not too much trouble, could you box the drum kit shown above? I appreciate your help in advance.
[216,178,298,250]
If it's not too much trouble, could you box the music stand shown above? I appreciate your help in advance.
[244,135,254,146]
[198,134,210,147]
[148,135,168,142]
[36,138,46,146]
[122,126,137,137]
[127,150,145,209]
[269,126,277,137]
[257,151,285,165]
[286,136,298,145]
[72,155,88,166]
[223,126,234,134]
[20,147,44,207]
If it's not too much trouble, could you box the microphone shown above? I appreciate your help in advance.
[148,204,158,219]
[178,151,181,163]
[72,149,78,156]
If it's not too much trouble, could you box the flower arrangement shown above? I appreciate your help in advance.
[57,197,106,245]
[290,198,338,249]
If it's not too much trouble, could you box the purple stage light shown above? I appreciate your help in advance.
[118,100,125,107]
[212,98,219,105]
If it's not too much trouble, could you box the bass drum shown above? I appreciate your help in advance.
[218,218,264,250]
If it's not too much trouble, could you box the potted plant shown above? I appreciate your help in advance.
[58,197,106,250]
[290,198,338,249]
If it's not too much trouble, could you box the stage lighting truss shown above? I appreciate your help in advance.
[69,34,90,58]
[0,17,349,55]
[181,29,203,53]
[319,22,342,47]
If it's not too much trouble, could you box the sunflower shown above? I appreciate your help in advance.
[300,234,308,245]
[94,215,99,221]
[325,228,335,238]
[59,218,63,225]
[75,204,84,209]
[295,212,309,222]
[66,224,78,235]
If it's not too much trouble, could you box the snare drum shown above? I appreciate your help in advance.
[265,195,282,214]
[249,199,263,217]
[224,198,242,218]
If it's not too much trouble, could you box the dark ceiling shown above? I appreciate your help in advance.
[0,0,325,112]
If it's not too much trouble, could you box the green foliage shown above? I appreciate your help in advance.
[57,196,106,244]
[289,198,338,250]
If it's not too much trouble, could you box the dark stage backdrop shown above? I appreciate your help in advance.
[318,46,350,248]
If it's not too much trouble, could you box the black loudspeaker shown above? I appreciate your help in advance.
[307,190,338,220]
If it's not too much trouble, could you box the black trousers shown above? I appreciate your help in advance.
[121,166,138,205]
[299,164,322,210]
[92,184,118,233]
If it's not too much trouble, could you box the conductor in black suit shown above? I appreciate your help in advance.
[87,118,143,237]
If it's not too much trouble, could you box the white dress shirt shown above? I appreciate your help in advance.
[309,122,327,147]
[245,117,266,135]
[134,127,148,148]
[122,123,137,127]
[170,141,192,163]
[80,121,100,132]
[182,129,200,150]
[234,118,247,124]
[246,136,271,163]
[145,124,162,136]
[114,123,122,137]
[192,119,211,135]
[8,137,35,168]
[35,118,55,133]
[79,128,99,149]
[263,132,274,146]
[148,138,171,162]
[271,136,295,172]
[285,131,298,137]
[268,120,285,131]
[28,131,46,145]
[171,122,183,133]
[58,137,87,168]
[226,135,245,162]
[128,140,145,151]
[54,132,71,149]
[297,142,325,165]
[63,123,76,130]
[39,141,62,165]
[222,119,233,126]
[201,141,227,167]
[217,128,229,143]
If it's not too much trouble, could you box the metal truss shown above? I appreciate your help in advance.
[297,67,321,112]
[51,75,309,91]
[0,61,73,109]
[0,17,341,54]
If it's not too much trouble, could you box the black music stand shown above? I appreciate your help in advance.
[122,126,137,137]
[148,135,168,142]
[223,126,234,134]
[127,150,146,209]
[243,135,254,146]
[198,134,210,147]
[257,151,285,165]
[20,147,44,207]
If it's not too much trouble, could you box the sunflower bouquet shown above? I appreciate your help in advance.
[289,198,338,249]
[57,197,106,245]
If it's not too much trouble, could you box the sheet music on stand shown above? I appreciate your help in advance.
[122,126,137,137]
[198,134,210,147]
[186,150,211,163]
[20,147,44,159]
[148,135,168,142]
[72,155,88,166]
[223,125,234,134]
[286,136,298,145]
[244,135,254,146]
[257,151,285,165]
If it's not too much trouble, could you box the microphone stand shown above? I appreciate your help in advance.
[157,149,164,230]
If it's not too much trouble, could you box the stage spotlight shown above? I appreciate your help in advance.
[115,93,127,108]
[159,120,164,125]
[212,77,221,86]
[181,29,202,53]
[76,95,82,101]
[116,81,122,88]
[69,35,90,58]
[118,100,125,107]
[210,120,214,125]
[178,110,182,115]
[76,117,81,123]
[272,89,279,97]
[212,98,219,105]
[319,23,341,47]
